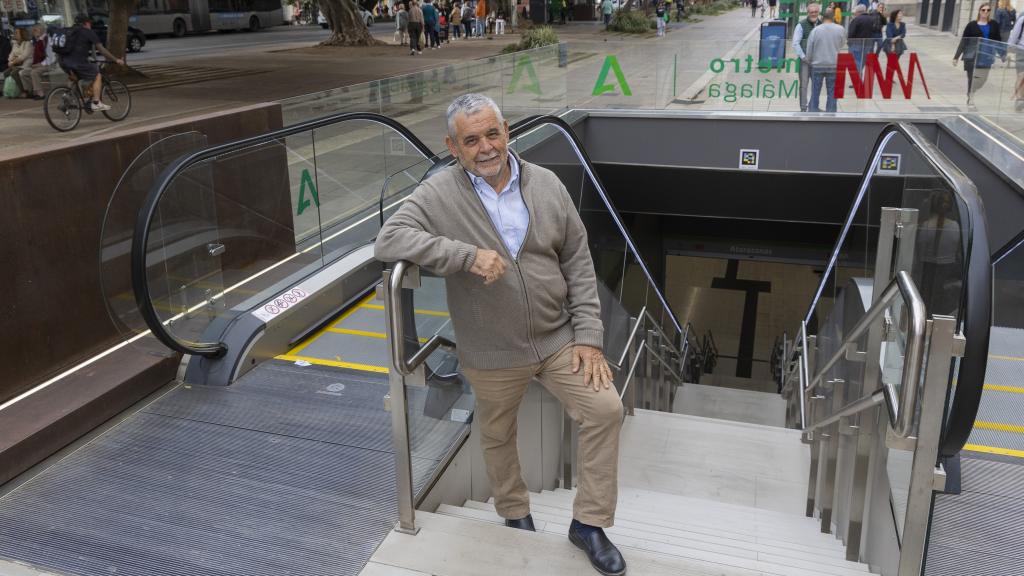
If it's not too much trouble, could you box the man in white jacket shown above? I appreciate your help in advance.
[20,25,58,100]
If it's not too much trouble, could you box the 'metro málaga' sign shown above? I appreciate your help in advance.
[707,52,930,102]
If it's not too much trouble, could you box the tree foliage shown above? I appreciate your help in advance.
[318,0,383,46]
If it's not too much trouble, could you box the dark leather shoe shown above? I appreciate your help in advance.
[504,513,536,531]
[569,520,626,576]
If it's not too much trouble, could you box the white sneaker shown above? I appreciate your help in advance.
[91,101,111,111]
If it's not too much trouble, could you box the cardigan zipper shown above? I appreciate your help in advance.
[462,158,542,362]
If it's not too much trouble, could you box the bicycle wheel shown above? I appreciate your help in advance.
[44,87,82,132]
[102,81,132,121]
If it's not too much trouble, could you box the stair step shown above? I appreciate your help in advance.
[440,502,863,570]
[523,490,833,543]
[467,496,843,553]
[428,507,867,576]
[367,510,768,576]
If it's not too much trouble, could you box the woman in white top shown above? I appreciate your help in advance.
[4,28,32,98]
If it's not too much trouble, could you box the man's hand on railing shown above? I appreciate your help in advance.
[469,248,508,285]
[573,345,614,392]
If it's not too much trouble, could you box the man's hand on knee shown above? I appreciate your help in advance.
[469,248,508,285]
[572,345,613,391]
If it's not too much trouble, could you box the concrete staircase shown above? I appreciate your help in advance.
[362,406,872,576]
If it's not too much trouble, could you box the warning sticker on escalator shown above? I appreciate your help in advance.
[253,288,308,322]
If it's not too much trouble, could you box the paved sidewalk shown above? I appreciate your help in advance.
[0,12,752,159]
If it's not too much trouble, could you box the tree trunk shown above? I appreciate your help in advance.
[106,0,138,75]
[318,0,383,45]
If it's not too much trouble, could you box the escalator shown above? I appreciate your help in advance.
[0,108,1015,576]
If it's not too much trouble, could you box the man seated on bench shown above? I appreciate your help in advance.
[20,25,59,100]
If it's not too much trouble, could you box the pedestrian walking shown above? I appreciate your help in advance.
[792,2,822,111]
[996,0,1016,40]
[847,4,874,72]
[475,0,487,36]
[1009,7,1024,109]
[656,0,667,35]
[806,9,845,112]
[451,2,463,38]
[396,3,409,45]
[883,9,906,59]
[601,0,614,25]
[954,2,1006,108]
[408,0,425,54]
[375,92,627,576]
[767,0,777,19]
[870,2,887,56]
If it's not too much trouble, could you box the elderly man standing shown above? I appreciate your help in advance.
[792,3,821,112]
[375,93,626,576]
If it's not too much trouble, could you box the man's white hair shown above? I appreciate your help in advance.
[853,4,866,13]
[446,93,505,139]
[807,2,820,10]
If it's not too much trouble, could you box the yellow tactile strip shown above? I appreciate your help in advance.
[276,292,446,374]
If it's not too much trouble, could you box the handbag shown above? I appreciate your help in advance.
[3,74,19,99]
[419,30,426,46]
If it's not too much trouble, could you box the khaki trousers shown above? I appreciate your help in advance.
[462,342,623,527]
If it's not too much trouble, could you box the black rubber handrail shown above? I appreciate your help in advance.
[506,115,685,336]
[799,122,991,459]
[132,112,435,358]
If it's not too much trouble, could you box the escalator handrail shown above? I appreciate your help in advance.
[506,115,685,337]
[132,111,435,358]
[800,122,991,458]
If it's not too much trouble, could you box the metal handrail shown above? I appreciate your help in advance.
[805,271,927,438]
[618,340,647,401]
[795,122,990,457]
[615,307,647,368]
[132,112,435,358]
[807,389,886,433]
[387,260,456,375]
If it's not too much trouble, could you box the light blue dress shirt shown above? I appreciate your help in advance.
[467,158,530,259]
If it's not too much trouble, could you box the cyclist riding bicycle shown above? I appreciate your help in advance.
[55,14,124,112]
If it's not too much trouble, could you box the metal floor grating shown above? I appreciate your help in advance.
[0,360,468,576]
[927,455,1024,576]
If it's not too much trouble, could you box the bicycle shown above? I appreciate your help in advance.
[44,60,132,132]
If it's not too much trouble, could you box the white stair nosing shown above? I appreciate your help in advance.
[439,503,865,570]
[410,510,867,576]
[466,497,846,553]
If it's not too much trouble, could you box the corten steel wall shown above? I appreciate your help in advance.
[0,103,294,405]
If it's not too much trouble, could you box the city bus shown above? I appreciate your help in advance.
[82,0,283,37]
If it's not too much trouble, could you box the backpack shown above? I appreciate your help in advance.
[51,27,77,57]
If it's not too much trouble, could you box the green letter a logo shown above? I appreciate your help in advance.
[507,54,542,95]
[297,168,320,216]
[592,55,632,96]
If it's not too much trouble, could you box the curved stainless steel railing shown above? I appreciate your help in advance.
[804,271,927,437]
[132,112,435,359]
[797,122,991,457]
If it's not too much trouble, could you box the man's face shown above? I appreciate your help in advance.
[446,107,510,181]
[808,6,820,20]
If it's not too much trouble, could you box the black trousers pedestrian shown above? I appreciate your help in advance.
[408,22,423,51]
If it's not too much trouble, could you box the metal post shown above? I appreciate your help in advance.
[898,317,959,576]
[819,376,844,533]
[382,268,419,535]
[625,317,638,416]
[804,334,819,518]
[845,206,907,561]
[798,323,809,430]
[645,330,656,411]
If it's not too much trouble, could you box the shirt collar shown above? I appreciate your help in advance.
[466,154,519,194]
